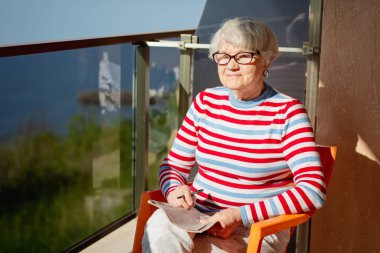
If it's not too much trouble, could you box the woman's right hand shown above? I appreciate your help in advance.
[167,185,194,209]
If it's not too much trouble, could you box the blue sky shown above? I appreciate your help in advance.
[0,0,206,46]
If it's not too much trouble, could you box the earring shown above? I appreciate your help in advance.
[263,69,269,78]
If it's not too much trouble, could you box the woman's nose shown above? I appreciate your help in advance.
[226,58,239,69]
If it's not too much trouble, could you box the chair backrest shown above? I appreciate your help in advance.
[317,145,337,187]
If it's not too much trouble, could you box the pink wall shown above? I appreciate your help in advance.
[310,0,380,252]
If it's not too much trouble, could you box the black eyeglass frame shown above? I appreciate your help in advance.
[212,50,261,66]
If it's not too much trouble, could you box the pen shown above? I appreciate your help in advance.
[177,189,204,199]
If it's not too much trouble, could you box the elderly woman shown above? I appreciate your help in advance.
[142,17,326,253]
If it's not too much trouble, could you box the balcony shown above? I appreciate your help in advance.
[1,1,379,253]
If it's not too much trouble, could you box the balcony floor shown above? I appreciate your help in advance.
[81,217,137,253]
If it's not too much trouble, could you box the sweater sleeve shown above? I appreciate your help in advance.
[240,100,326,226]
[159,92,205,198]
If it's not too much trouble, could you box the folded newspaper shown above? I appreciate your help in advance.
[148,200,216,233]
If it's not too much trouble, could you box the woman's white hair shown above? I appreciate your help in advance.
[209,17,279,65]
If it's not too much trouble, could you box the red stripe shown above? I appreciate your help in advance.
[284,146,317,161]
[204,110,274,125]
[298,180,326,194]
[176,132,197,146]
[292,167,321,177]
[158,167,182,178]
[287,190,303,213]
[287,107,307,119]
[201,127,281,145]
[193,98,204,114]
[198,134,282,154]
[180,124,197,138]
[198,165,290,182]
[160,163,190,175]
[259,202,269,219]
[294,173,323,183]
[250,205,260,222]
[197,169,292,189]
[202,90,290,109]
[283,100,303,111]
[168,150,195,162]
[282,127,314,142]
[203,91,229,101]
[295,187,315,210]
[278,194,291,214]
[203,99,280,117]
[159,175,186,186]
[197,146,282,163]
[282,137,316,151]
[261,101,291,108]
[183,116,195,128]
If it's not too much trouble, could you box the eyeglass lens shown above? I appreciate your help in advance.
[213,52,257,65]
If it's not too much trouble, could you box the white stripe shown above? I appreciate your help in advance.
[244,206,254,223]
[254,203,264,221]
[290,188,308,211]
[283,192,298,213]
[274,197,286,215]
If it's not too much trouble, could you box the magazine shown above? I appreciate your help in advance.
[148,200,216,233]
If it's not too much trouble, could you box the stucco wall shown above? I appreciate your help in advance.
[310,0,380,252]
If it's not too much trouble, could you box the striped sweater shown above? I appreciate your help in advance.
[159,84,326,226]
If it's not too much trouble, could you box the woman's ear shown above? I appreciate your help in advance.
[264,60,272,70]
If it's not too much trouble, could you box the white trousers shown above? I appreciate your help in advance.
[142,209,290,253]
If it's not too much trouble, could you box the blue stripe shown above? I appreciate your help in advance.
[302,185,325,206]
[269,198,280,216]
[283,117,310,133]
[272,93,288,100]
[173,141,194,155]
[289,156,320,169]
[188,107,200,122]
[158,165,170,174]
[196,155,288,173]
[162,181,181,194]
[240,206,250,227]
[201,119,283,136]
[194,178,289,199]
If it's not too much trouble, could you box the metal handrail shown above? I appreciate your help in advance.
[146,40,305,53]
[0,29,196,57]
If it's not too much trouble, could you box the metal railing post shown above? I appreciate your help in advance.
[133,44,150,209]
[296,0,323,252]
[178,34,198,127]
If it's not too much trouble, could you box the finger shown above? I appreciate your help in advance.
[182,191,194,207]
[177,197,192,209]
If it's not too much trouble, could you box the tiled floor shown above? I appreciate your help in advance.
[81,218,137,253]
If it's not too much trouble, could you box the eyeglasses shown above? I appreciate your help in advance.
[212,51,261,66]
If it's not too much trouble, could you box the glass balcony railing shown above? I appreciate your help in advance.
[0,31,190,253]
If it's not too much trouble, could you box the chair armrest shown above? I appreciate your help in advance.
[246,213,311,253]
[133,190,165,253]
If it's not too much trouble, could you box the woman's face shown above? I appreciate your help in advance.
[217,42,267,100]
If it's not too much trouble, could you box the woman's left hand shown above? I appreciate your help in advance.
[203,208,243,239]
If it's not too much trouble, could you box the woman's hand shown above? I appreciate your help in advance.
[204,208,243,239]
[166,185,195,209]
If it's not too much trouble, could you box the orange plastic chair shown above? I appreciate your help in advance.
[132,145,337,253]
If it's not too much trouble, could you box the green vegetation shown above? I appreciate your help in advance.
[148,92,179,189]
[0,115,133,253]
[0,91,178,253]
